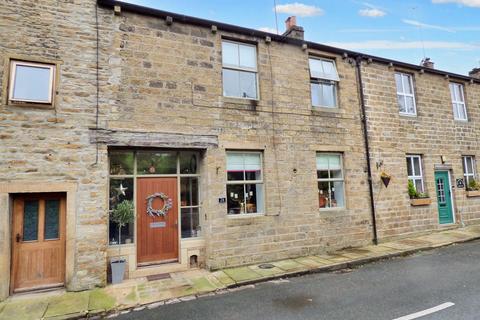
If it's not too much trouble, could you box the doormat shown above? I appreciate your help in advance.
[147,273,171,281]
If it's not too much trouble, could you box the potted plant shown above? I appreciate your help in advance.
[380,171,391,188]
[466,179,480,197]
[408,180,432,206]
[109,199,134,284]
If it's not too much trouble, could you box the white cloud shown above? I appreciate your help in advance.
[402,19,454,32]
[432,0,480,7]
[258,27,279,34]
[359,8,386,17]
[274,2,324,17]
[325,40,479,50]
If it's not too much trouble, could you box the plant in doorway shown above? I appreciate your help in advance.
[109,200,134,284]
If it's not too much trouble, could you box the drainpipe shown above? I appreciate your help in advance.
[355,55,378,245]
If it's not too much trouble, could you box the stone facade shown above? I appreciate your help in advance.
[1,0,479,300]
[362,62,480,240]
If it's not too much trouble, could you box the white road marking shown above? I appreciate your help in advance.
[393,302,455,320]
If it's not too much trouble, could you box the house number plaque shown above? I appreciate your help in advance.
[150,222,167,228]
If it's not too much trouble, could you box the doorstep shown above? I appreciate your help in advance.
[2,225,480,320]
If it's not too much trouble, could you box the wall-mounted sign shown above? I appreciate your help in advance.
[150,222,166,228]
[456,178,465,189]
[218,197,226,203]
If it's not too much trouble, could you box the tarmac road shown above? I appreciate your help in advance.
[118,239,480,320]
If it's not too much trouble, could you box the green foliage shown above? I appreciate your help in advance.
[407,180,417,198]
[110,200,134,227]
[468,179,480,191]
[407,180,429,199]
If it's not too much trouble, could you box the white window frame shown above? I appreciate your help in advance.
[406,155,424,193]
[8,60,55,104]
[221,40,259,100]
[450,82,467,121]
[316,153,345,209]
[395,72,417,116]
[309,57,339,108]
[462,155,476,186]
[226,151,264,215]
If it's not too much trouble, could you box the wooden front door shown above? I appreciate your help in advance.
[137,178,178,265]
[435,171,454,224]
[11,193,66,293]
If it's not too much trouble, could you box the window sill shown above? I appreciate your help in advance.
[227,213,265,219]
[410,198,432,206]
[312,106,341,113]
[223,96,259,105]
[108,243,135,248]
[399,113,417,118]
[454,119,469,123]
[8,101,54,109]
[466,190,480,197]
[319,207,346,213]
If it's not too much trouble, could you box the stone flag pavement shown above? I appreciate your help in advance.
[1,225,480,320]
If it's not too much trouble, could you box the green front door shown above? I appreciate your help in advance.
[435,171,454,224]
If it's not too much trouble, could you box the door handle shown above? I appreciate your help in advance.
[16,233,22,243]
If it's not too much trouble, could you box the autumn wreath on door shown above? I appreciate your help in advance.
[146,193,173,217]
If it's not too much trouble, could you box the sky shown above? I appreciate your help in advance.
[122,0,480,76]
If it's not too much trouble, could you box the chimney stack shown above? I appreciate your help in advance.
[282,16,304,40]
[469,67,480,79]
[421,57,434,69]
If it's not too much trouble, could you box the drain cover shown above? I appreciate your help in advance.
[258,263,275,269]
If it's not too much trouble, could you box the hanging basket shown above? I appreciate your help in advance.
[381,175,391,188]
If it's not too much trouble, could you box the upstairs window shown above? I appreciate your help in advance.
[406,155,424,193]
[309,58,339,108]
[9,60,55,105]
[226,152,264,215]
[395,72,416,115]
[462,155,476,186]
[317,153,345,209]
[222,41,258,99]
[450,83,467,121]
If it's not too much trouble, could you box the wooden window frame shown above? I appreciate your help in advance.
[406,155,424,193]
[450,82,468,121]
[462,155,476,186]
[309,57,339,109]
[8,60,56,105]
[226,151,265,215]
[395,72,417,116]
[221,40,259,100]
[316,153,345,209]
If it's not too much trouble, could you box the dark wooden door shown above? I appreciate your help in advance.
[11,193,66,293]
[137,178,178,265]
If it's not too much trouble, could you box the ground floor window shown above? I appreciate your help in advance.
[226,151,264,215]
[108,150,202,246]
[463,155,476,188]
[406,155,424,193]
[317,153,345,209]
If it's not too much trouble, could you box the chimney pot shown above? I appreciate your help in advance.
[421,57,434,69]
[282,16,304,40]
[469,67,480,79]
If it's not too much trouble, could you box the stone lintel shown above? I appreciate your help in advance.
[89,128,218,149]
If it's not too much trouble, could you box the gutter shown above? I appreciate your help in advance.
[97,0,479,83]
[355,56,378,245]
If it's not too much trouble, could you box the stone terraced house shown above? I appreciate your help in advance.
[1,0,480,300]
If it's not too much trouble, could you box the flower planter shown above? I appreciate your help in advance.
[466,190,480,197]
[410,198,432,206]
[381,176,391,188]
[110,258,126,284]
